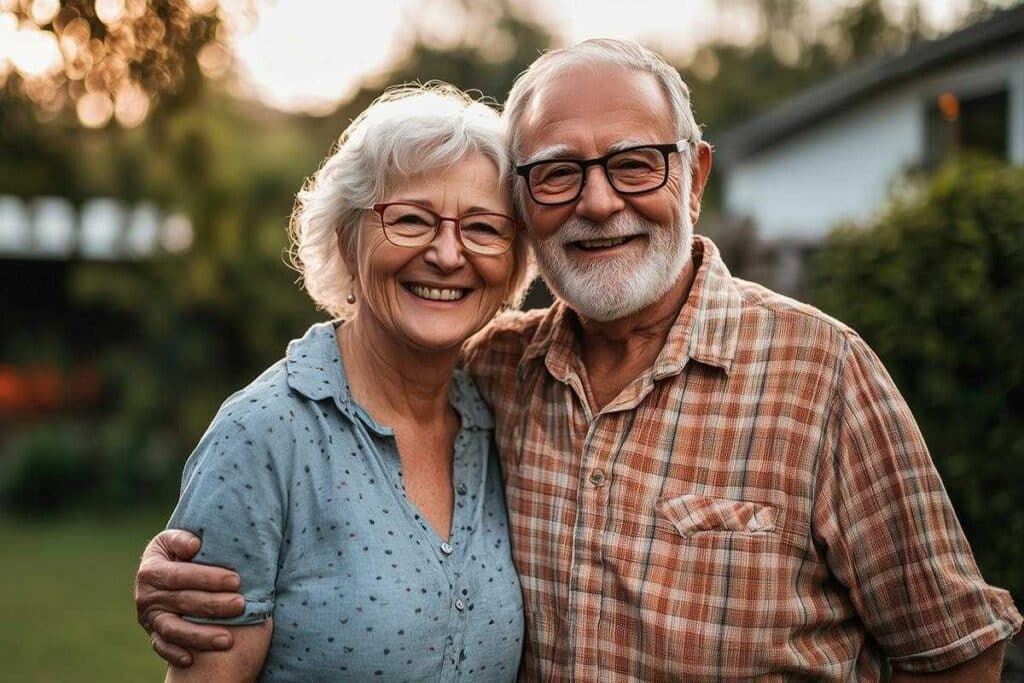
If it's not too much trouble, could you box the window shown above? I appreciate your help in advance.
[925,87,1009,166]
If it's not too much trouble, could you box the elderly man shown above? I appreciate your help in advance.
[136,40,1021,680]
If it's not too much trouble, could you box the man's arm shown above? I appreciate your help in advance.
[891,641,1005,682]
[135,530,246,666]
[164,619,272,683]
[813,334,1021,674]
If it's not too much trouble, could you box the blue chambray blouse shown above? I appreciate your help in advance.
[168,322,524,681]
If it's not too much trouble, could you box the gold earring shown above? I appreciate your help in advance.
[346,291,356,304]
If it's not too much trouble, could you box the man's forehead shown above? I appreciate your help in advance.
[516,65,674,158]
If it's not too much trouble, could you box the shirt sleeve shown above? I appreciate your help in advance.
[167,410,287,625]
[460,309,541,408]
[813,334,1022,673]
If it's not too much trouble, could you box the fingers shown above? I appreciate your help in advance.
[155,529,202,561]
[152,611,235,652]
[151,630,193,668]
[138,558,241,593]
[152,590,246,619]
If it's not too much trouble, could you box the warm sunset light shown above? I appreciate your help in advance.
[4,2,1023,681]
[0,0,1004,122]
[220,0,995,114]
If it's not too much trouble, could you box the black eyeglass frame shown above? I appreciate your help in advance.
[368,202,522,256]
[514,139,691,206]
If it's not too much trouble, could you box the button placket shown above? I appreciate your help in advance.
[569,416,612,679]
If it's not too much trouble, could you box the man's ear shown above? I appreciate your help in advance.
[688,141,713,226]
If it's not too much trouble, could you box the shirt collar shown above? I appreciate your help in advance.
[285,321,492,432]
[522,235,742,381]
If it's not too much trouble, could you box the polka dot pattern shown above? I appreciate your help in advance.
[168,322,524,681]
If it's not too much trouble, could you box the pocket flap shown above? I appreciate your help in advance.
[657,494,777,536]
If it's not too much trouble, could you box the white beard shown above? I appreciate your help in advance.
[531,206,693,322]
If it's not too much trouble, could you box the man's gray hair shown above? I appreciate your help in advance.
[503,38,703,170]
[289,82,533,319]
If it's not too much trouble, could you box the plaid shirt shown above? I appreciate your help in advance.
[463,235,1021,681]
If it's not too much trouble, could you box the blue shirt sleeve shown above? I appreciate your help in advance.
[167,411,286,625]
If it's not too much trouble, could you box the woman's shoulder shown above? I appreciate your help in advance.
[213,357,296,431]
[214,322,341,431]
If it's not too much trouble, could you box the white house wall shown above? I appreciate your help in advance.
[724,94,922,240]
[724,44,1024,241]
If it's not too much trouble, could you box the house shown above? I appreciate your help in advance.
[716,3,1024,249]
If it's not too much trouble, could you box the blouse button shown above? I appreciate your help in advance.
[456,482,467,495]
[440,542,453,556]
[455,598,465,611]
[589,469,607,486]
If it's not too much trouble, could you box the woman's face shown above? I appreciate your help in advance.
[351,153,517,353]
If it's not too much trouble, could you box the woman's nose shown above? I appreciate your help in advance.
[422,221,466,272]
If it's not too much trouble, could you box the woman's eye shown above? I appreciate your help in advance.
[396,213,430,225]
[465,221,500,235]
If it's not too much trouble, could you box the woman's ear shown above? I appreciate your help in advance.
[338,224,358,279]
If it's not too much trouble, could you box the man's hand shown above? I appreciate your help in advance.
[135,529,246,667]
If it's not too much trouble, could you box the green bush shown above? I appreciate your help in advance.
[812,158,1024,600]
[0,424,101,514]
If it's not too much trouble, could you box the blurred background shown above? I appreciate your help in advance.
[1,0,1022,679]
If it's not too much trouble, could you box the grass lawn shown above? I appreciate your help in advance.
[0,511,170,682]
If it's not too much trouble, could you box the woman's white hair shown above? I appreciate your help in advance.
[503,39,703,210]
[289,82,534,319]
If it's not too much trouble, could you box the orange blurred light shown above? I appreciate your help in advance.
[937,92,959,122]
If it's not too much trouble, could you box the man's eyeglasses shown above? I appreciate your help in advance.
[368,202,520,256]
[515,139,690,206]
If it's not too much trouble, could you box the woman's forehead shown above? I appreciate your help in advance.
[385,155,512,209]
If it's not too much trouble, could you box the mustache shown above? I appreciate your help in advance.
[552,214,657,246]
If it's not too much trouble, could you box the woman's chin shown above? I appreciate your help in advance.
[395,322,475,354]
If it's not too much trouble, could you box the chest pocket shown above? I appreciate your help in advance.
[656,493,777,537]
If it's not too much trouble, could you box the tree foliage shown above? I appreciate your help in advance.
[812,159,1024,599]
[0,0,554,511]
[1,0,233,128]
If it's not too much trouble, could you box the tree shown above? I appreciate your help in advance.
[1,0,232,128]
[812,159,1024,600]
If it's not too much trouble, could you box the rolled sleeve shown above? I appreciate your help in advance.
[167,410,286,626]
[814,334,1022,673]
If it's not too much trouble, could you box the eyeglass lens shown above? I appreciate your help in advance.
[527,147,668,203]
[379,204,515,255]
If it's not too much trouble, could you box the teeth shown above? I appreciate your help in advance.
[408,284,466,301]
[577,236,629,249]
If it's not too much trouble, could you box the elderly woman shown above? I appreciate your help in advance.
[161,83,532,682]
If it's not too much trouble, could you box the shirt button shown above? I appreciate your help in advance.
[440,542,453,555]
[455,598,465,611]
[456,482,467,495]
[589,469,606,486]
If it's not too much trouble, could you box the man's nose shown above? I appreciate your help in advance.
[423,221,466,272]
[575,165,625,222]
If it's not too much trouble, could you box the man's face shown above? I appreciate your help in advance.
[515,65,701,322]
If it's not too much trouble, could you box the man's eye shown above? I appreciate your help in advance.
[611,157,657,171]
[537,164,579,182]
